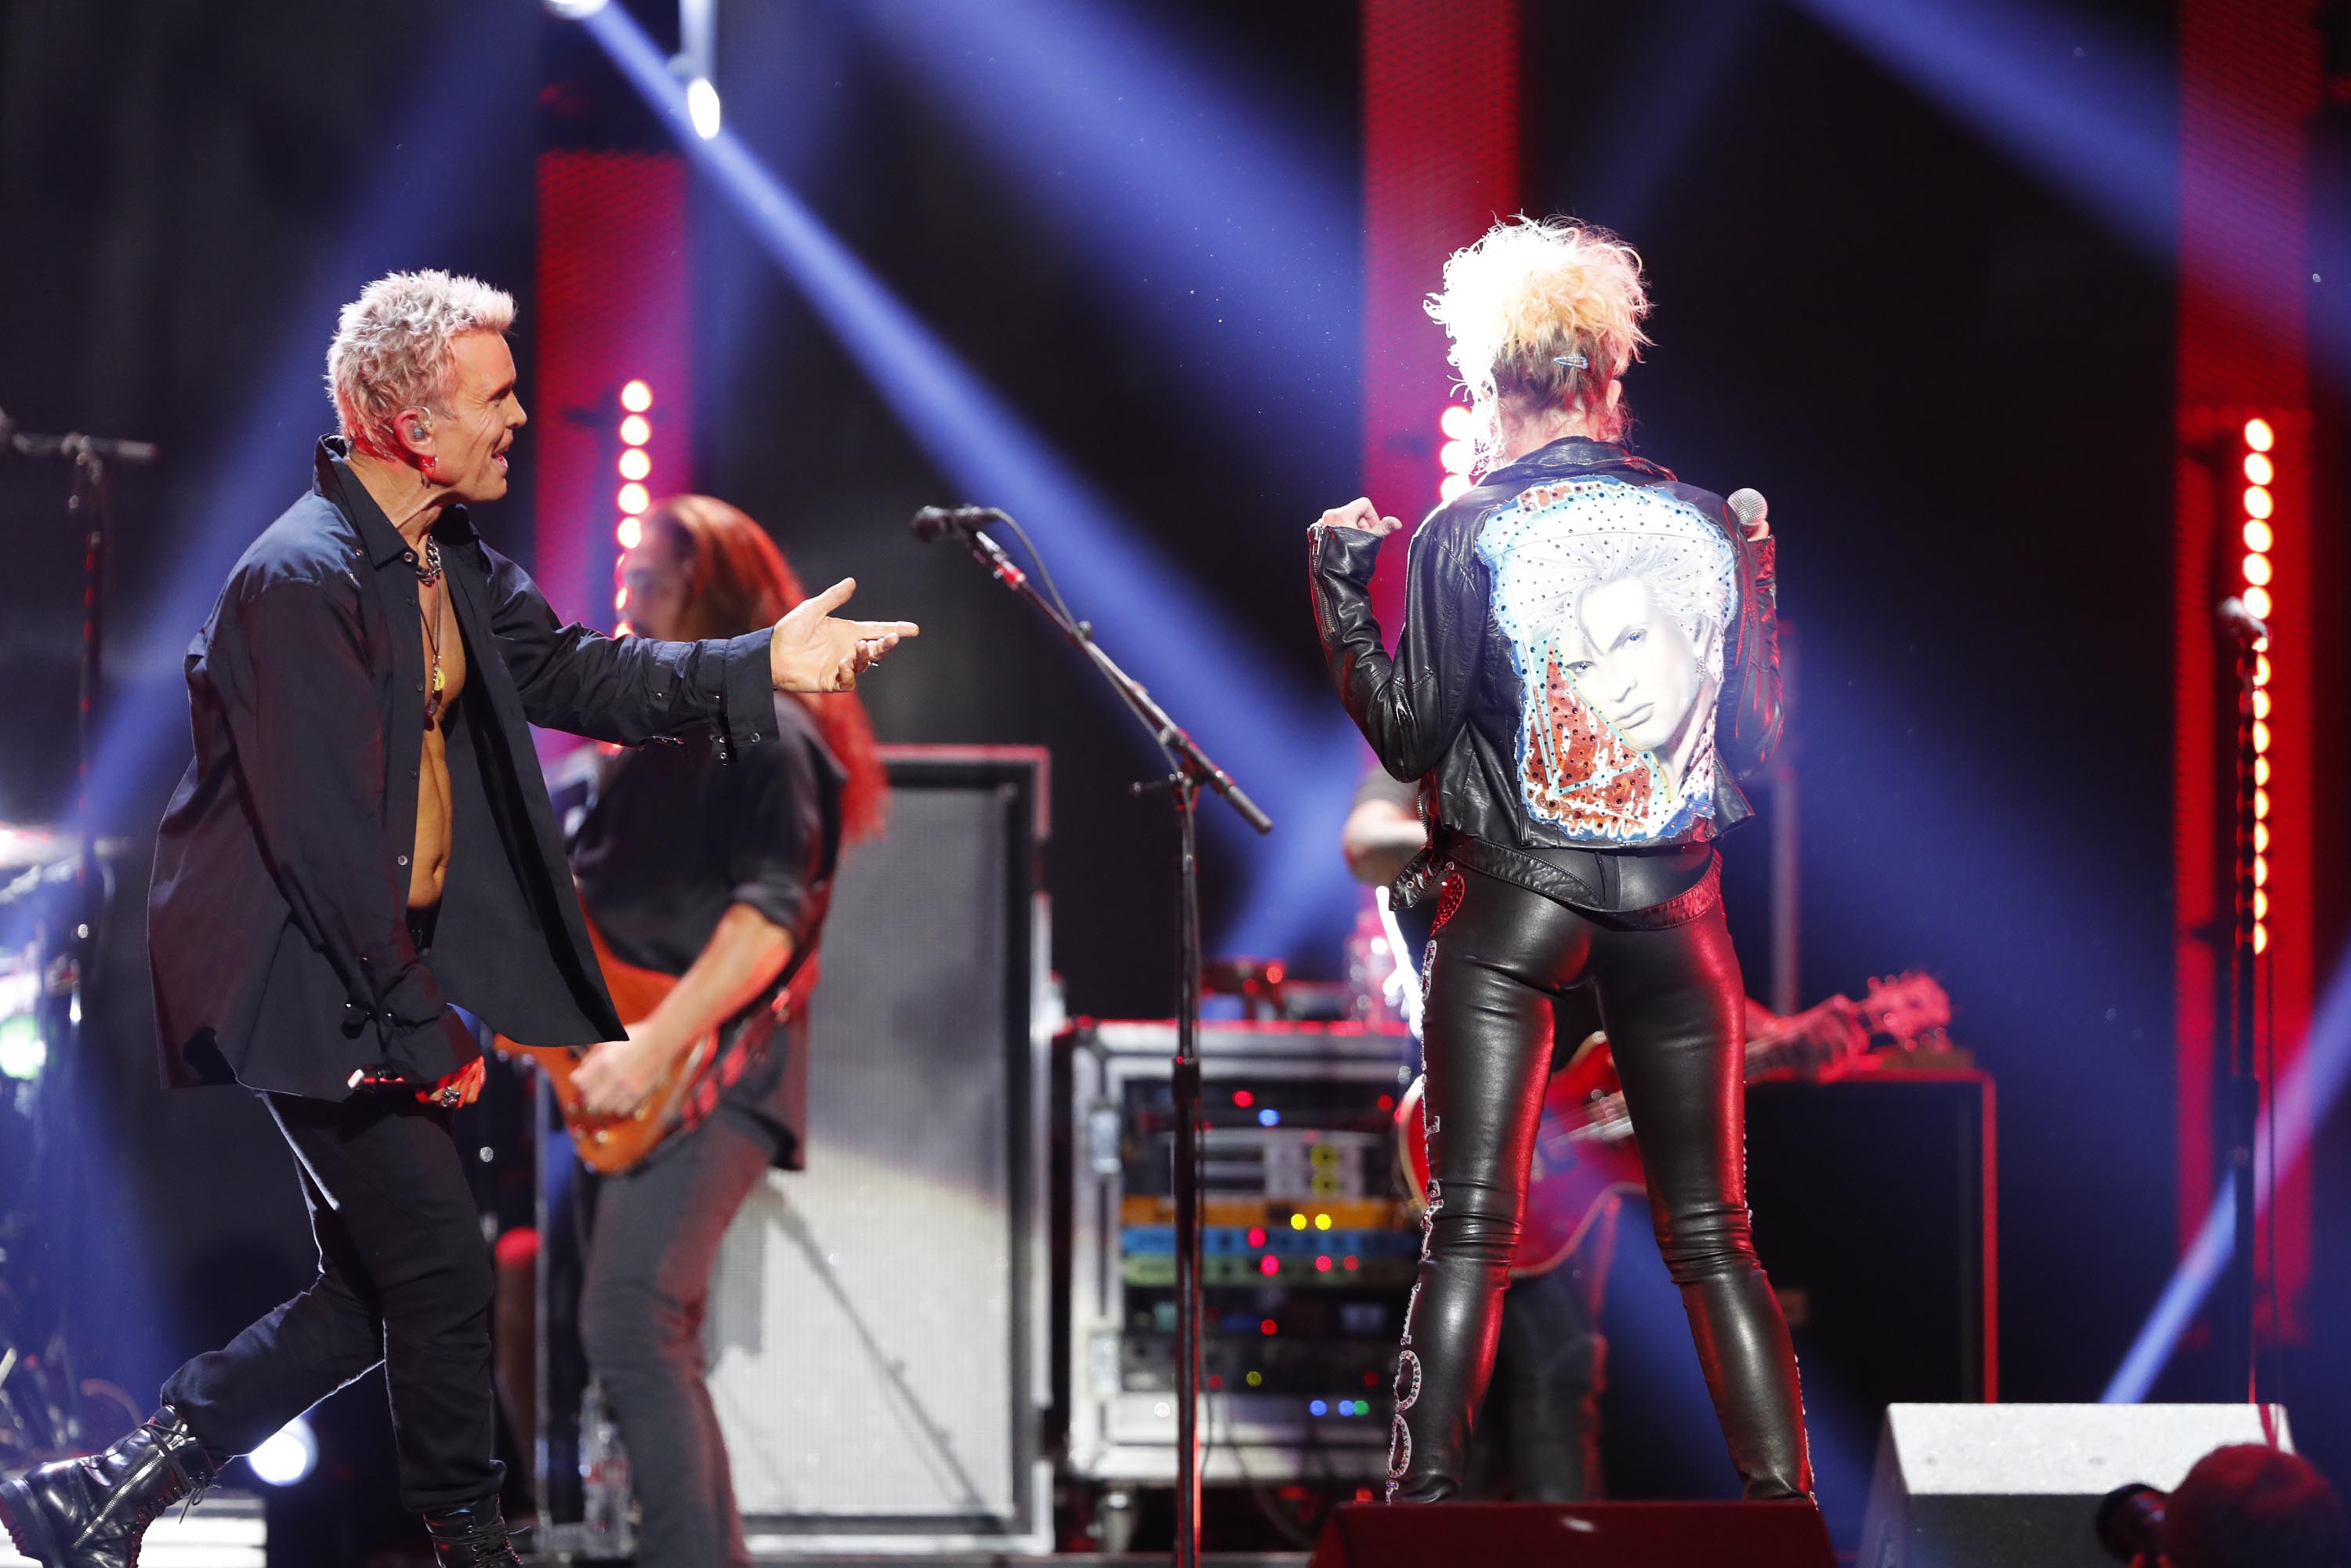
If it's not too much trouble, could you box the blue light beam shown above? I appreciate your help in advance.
[853,0,1360,430]
[1784,0,2175,257]
[2103,933,2351,1403]
[581,2,1362,943]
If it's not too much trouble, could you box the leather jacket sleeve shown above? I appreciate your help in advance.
[1715,532,1783,778]
[1310,517,1487,781]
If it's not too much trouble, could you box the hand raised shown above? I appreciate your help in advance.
[1316,497,1404,538]
[770,577,920,693]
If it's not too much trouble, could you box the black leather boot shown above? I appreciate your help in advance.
[421,1498,523,1566]
[0,1406,219,1568]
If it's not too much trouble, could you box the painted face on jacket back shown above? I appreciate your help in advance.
[1558,576,1713,756]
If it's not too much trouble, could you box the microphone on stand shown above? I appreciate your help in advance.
[909,504,1009,542]
[2217,596,2269,645]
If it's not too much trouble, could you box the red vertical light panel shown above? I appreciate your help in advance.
[2174,1,2318,1342]
[1361,0,1521,633]
[534,151,693,636]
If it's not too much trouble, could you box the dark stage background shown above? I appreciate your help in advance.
[2,0,2343,1555]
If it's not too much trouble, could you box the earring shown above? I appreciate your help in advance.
[420,454,440,482]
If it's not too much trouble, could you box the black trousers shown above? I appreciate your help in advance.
[1464,1255,1605,1502]
[161,1092,502,1515]
[1389,864,1809,1502]
[579,1103,777,1568]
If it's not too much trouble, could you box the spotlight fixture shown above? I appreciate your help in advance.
[543,0,610,17]
[247,1416,318,1487]
[615,383,654,625]
[686,77,723,141]
[1436,404,1476,503]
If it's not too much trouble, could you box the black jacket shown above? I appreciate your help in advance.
[148,438,780,1100]
[1310,436,1780,912]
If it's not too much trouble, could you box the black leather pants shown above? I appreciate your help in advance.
[1389,864,1810,1503]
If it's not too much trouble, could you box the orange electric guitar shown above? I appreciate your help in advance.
[491,918,795,1175]
[1394,972,1951,1277]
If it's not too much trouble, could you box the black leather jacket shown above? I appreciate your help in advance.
[1310,436,1780,915]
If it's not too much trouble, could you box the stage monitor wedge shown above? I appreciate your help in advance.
[1858,1402,2295,1568]
[1307,1500,1835,1566]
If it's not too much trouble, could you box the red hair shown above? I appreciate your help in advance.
[642,494,888,846]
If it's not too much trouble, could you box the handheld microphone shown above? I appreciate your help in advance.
[910,504,1009,542]
[2217,596,2269,645]
[1726,487,1768,540]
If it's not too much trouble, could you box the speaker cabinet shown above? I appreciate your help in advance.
[537,747,1054,1557]
[1306,1500,1835,1566]
[1857,1402,2297,1568]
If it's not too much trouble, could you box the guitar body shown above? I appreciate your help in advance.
[1393,974,1949,1278]
[1396,1037,1646,1280]
[491,918,715,1176]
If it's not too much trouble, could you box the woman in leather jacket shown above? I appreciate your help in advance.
[1308,215,1811,1504]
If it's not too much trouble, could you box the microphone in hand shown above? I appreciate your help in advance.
[1727,487,1769,541]
[910,504,1009,542]
[2218,596,2269,645]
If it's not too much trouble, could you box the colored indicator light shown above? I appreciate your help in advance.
[617,516,643,549]
[1289,1213,1308,1231]
[1208,1374,1224,1390]
[618,482,650,515]
[2244,417,2275,452]
[1314,1212,1334,1231]
[2244,487,2273,520]
[620,380,654,413]
[2244,453,2274,485]
[1364,1371,1379,1386]
[1343,1255,1360,1271]
[1310,1400,1328,1417]
[1260,1255,1280,1276]
[1258,1107,1281,1128]
[2242,553,2273,587]
[1246,1226,1267,1248]
[1245,1371,1263,1388]
[619,414,651,447]
[2243,585,2273,620]
[1316,1255,1333,1273]
[1233,1089,1255,1108]
[1439,404,1474,440]
[1376,1094,1394,1111]
[1261,1318,1278,1336]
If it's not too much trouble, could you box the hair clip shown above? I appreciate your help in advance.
[1553,352,1590,370]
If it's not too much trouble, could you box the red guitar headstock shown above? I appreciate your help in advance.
[1856,972,1952,1048]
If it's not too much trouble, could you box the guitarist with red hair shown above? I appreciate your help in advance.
[564,494,889,1567]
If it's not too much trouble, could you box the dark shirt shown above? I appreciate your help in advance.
[148,437,781,1100]
[569,696,844,1168]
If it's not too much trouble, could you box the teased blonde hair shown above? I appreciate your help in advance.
[1425,216,1653,474]
[325,270,516,460]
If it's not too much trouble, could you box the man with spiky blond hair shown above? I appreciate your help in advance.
[0,271,915,1568]
[1309,218,1810,1506]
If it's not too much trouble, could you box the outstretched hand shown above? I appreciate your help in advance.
[1317,497,1404,538]
[769,578,919,693]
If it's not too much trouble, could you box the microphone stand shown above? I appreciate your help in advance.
[934,519,1270,1568]
[2,408,156,1447]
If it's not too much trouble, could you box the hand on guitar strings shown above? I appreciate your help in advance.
[768,577,920,693]
[572,1023,668,1118]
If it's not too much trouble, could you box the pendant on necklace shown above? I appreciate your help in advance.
[425,661,445,730]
